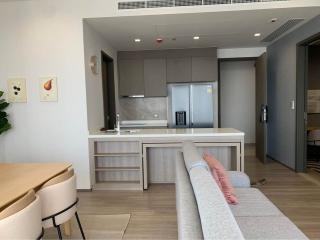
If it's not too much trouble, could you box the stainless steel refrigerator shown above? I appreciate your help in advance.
[168,82,218,128]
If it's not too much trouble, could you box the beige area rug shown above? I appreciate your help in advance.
[43,214,131,240]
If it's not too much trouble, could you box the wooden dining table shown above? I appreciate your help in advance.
[0,162,72,235]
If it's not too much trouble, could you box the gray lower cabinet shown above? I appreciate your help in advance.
[166,57,192,83]
[118,59,144,96]
[144,58,167,97]
[192,57,217,82]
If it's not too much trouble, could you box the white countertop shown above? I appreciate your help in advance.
[120,120,167,128]
[88,128,244,138]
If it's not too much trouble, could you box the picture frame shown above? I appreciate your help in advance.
[39,77,58,102]
[7,78,27,103]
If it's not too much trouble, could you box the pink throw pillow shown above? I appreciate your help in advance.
[212,168,222,189]
[203,153,238,205]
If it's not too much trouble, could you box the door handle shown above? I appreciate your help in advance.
[260,105,268,123]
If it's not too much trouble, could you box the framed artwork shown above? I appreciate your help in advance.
[7,78,27,103]
[40,77,58,102]
[308,90,320,113]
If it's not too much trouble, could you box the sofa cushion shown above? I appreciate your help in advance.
[175,152,203,240]
[212,168,223,189]
[190,167,245,240]
[227,171,251,188]
[236,216,308,240]
[230,188,282,217]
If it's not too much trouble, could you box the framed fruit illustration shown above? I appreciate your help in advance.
[40,77,58,102]
[7,78,27,103]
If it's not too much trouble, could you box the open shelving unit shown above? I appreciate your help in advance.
[90,140,143,191]
[95,167,140,171]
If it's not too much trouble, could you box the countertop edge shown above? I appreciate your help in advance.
[88,128,245,139]
[88,133,245,139]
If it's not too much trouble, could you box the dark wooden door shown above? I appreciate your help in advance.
[255,53,268,163]
[102,52,116,130]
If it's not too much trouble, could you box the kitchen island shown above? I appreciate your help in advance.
[88,128,244,191]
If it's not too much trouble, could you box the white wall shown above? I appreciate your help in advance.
[0,137,4,161]
[220,61,256,143]
[217,47,266,59]
[0,0,119,189]
[83,21,119,132]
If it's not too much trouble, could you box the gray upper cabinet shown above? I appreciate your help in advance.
[144,58,167,97]
[118,48,217,97]
[118,59,144,96]
[166,57,192,83]
[192,57,217,82]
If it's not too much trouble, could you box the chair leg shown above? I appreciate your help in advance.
[56,225,63,240]
[75,212,86,239]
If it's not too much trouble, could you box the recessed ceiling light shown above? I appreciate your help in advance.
[254,33,261,37]
[193,36,200,40]
[156,38,163,43]
[134,38,141,43]
[269,18,278,23]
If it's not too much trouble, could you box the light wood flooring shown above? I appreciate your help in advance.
[78,184,177,239]
[245,156,320,240]
[78,146,320,240]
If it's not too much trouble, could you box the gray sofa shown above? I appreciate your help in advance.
[176,141,308,240]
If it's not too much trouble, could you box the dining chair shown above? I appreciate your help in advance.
[0,190,43,240]
[37,168,85,239]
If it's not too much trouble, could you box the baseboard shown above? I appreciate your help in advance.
[77,189,92,192]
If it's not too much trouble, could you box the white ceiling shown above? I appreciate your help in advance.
[86,7,320,51]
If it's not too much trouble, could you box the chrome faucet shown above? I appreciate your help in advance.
[115,113,120,132]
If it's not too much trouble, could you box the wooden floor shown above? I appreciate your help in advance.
[78,147,320,240]
[78,184,177,239]
[246,156,320,240]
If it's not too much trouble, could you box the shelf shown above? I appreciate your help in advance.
[95,167,140,172]
[93,181,142,191]
[94,153,140,157]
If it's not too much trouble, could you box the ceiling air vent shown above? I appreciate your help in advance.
[118,1,146,9]
[175,0,202,6]
[203,0,231,5]
[232,0,260,3]
[118,0,293,10]
[233,0,287,2]
[262,18,304,42]
[147,0,173,8]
